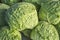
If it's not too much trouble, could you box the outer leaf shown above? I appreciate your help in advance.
[55,22,60,39]
[0,3,10,26]
[22,29,31,37]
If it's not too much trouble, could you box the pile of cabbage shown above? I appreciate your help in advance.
[0,0,60,40]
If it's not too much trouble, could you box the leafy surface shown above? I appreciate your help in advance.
[1,0,21,5]
[31,21,59,40]
[39,1,60,24]
[5,2,38,31]
[0,26,22,40]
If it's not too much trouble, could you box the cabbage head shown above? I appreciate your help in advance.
[0,26,22,40]
[39,1,60,25]
[31,21,59,40]
[5,2,38,31]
